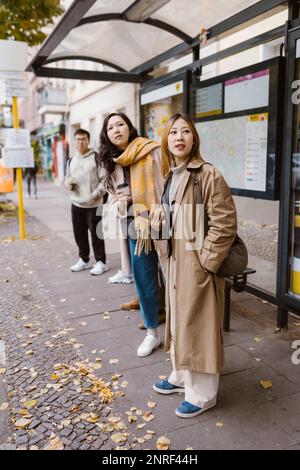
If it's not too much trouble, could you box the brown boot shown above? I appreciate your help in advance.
[138,309,166,329]
[120,295,140,311]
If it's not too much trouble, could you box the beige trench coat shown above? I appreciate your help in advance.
[164,158,237,374]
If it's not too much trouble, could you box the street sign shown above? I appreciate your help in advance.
[2,148,34,168]
[0,79,28,98]
[0,40,28,72]
[4,129,30,149]
[0,71,25,80]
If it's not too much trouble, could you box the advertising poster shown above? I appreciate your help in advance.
[0,159,14,192]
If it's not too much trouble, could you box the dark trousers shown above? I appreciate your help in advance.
[26,174,37,196]
[129,237,158,329]
[71,204,106,264]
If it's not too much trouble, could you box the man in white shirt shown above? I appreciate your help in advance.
[65,128,108,275]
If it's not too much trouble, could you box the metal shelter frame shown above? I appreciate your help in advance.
[27,0,288,81]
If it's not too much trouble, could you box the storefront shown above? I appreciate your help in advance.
[37,122,67,181]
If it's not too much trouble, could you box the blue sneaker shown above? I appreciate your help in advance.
[153,380,184,395]
[175,401,214,418]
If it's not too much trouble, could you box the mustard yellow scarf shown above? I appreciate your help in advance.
[114,137,160,255]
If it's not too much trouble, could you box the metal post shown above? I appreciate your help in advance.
[288,0,300,21]
[12,96,26,240]
[277,304,289,329]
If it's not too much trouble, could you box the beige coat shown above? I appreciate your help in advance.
[165,158,237,374]
[108,148,168,275]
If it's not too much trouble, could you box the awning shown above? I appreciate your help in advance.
[27,0,287,83]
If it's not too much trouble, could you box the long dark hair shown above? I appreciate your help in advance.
[97,112,139,192]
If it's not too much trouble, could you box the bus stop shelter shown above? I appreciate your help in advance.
[28,0,300,328]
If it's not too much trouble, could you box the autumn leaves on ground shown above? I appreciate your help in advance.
[0,206,175,450]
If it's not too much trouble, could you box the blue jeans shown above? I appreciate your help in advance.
[129,238,158,329]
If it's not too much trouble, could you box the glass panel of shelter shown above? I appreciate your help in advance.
[289,38,300,299]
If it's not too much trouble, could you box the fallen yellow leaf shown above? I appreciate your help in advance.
[15,418,32,429]
[108,416,121,424]
[156,436,171,450]
[111,433,127,444]
[137,423,146,430]
[103,423,115,433]
[254,337,263,342]
[61,419,71,427]
[29,445,39,451]
[147,401,156,409]
[216,421,224,427]
[0,368,6,375]
[143,412,155,422]
[128,415,137,423]
[24,323,33,328]
[44,435,64,450]
[19,409,32,416]
[260,379,273,389]
[24,400,37,409]
[109,358,119,364]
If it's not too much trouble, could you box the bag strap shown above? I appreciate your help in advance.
[193,166,209,236]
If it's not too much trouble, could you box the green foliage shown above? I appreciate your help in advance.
[32,140,41,167]
[0,0,64,46]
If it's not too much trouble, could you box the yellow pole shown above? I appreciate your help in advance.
[12,96,26,240]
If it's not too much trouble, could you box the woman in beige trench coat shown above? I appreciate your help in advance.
[152,113,237,418]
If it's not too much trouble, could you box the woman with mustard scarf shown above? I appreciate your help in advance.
[98,113,168,357]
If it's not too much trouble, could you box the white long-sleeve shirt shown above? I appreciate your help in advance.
[65,149,106,208]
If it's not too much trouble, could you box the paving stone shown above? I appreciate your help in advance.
[60,427,73,437]
[28,420,41,430]
[91,438,104,449]
[79,443,90,450]
[63,401,72,408]
[16,435,28,445]
[54,414,64,421]
[70,440,81,450]
[76,423,85,429]
[42,422,53,430]
[61,437,72,447]
[29,436,43,446]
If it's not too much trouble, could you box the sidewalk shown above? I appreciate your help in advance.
[0,181,300,450]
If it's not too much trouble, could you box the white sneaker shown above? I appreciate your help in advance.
[90,261,109,276]
[70,258,89,272]
[137,334,161,357]
[108,270,133,284]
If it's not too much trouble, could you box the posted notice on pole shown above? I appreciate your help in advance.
[2,128,34,168]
